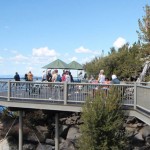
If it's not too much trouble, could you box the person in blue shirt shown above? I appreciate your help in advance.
[14,72,20,81]
[111,74,120,84]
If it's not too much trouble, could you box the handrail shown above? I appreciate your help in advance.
[0,81,149,112]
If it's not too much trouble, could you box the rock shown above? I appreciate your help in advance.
[0,138,18,150]
[67,126,81,140]
[59,117,67,122]
[140,126,150,140]
[59,125,69,139]
[76,118,83,125]
[36,125,48,132]
[65,118,74,125]
[36,143,53,150]
[59,139,76,150]
[126,116,137,124]
[59,137,65,143]
[26,132,38,143]
[35,125,49,142]
[23,143,36,150]
[145,136,150,146]
[134,132,144,141]
[45,139,55,146]
[0,122,3,130]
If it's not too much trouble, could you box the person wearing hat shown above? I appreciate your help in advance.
[111,74,120,84]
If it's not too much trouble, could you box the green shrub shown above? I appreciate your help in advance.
[78,87,127,150]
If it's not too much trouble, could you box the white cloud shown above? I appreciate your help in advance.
[113,37,126,48]
[75,46,92,53]
[75,46,101,55]
[81,55,96,64]
[10,54,28,63]
[11,50,18,54]
[69,56,78,62]
[64,53,69,57]
[32,47,58,57]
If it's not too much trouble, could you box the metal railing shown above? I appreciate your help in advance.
[136,84,150,113]
[0,81,149,113]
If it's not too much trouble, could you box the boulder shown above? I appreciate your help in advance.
[140,126,150,140]
[59,125,69,139]
[45,139,55,146]
[67,126,81,140]
[0,139,18,150]
[36,143,53,150]
[59,139,76,150]
[23,143,36,150]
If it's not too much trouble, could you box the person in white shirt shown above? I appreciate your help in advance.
[65,71,71,83]
[98,69,105,84]
[42,70,47,81]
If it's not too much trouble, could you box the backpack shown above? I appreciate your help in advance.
[56,74,62,82]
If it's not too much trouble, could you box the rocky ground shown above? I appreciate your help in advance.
[0,111,150,150]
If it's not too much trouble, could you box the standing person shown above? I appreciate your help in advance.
[27,71,33,81]
[47,70,52,82]
[98,69,105,84]
[42,70,47,82]
[52,69,61,82]
[24,73,28,81]
[61,71,66,82]
[69,71,74,82]
[14,72,20,87]
[65,71,71,83]
[24,73,28,91]
[84,72,87,79]
[88,75,94,83]
[27,71,33,94]
[52,69,58,82]
[14,72,20,81]
[78,71,83,81]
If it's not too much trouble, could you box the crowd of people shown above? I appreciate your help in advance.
[14,69,120,85]
[41,69,74,83]
[88,69,120,85]
[14,71,34,82]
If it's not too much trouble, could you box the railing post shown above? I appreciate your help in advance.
[19,110,23,150]
[55,113,59,150]
[134,82,137,110]
[7,80,11,101]
[64,82,67,105]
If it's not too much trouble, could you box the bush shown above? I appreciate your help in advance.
[78,87,127,150]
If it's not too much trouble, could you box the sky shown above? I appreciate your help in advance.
[0,0,149,77]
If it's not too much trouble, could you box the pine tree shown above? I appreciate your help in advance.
[78,87,127,150]
[137,5,150,43]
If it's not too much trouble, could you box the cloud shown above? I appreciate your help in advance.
[0,56,4,63]
[75,46,92,53]
[11,50,18,54]
[10,54,28,63]
[69,56,78,62]
[32,47,58,57]
[75,46,100,55]
[113,37,126,48]
[81,55,96,64]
